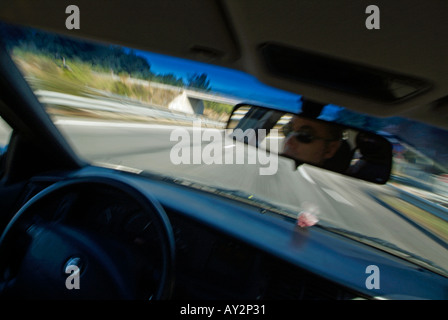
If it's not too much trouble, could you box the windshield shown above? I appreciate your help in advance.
[2,22,448,277]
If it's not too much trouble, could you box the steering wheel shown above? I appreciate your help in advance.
[0,176,175,299]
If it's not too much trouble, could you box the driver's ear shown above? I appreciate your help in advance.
[323,140,341,159]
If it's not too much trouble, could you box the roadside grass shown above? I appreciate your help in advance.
[203,100,234,122]
[10,49,233,123]
[11,49,178,106]
[377,194,448,243]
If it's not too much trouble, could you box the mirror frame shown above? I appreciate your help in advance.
[226,103,393,184]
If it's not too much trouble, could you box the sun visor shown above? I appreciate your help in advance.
[260,43,430,103]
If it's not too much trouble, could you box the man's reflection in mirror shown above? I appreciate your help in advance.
[279,114,391,183]
[279,98,352,173]
[281,116,341,165]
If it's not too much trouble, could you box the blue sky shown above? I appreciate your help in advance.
[135,50,343,118]
[135,51,302,108]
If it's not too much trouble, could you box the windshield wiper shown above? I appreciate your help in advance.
[174,180,299,220]
[143,170,300,220]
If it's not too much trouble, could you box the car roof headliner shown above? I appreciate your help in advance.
[0,0,447,129]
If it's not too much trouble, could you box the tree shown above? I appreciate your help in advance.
[157,73,184,86]
[187,73,211,91]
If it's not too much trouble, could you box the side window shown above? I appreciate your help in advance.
[0,116,12,155]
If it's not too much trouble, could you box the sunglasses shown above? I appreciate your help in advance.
[282,122,335,144]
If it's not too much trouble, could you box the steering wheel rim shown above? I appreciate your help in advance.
[0,176,176,299]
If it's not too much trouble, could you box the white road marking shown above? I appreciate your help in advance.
[321,187,354,206]
[298,166,315,184]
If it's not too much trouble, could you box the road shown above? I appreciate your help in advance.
[53,117,448,275]
[0,115,447,275]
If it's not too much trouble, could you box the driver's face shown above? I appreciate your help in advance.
[282,117,341,166]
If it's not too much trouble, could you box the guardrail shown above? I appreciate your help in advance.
[34,90,225,128]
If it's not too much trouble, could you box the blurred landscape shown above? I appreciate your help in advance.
[1,22,234,124]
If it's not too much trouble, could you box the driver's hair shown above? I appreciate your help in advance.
[323,123,344,142]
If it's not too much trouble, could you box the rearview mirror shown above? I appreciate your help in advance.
[226,104,393,184]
